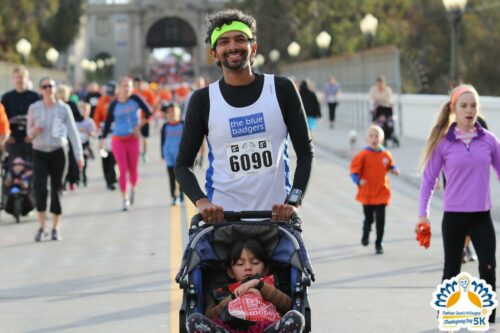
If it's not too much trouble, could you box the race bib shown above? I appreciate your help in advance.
[226,138,274,178]
[52,116,67,139]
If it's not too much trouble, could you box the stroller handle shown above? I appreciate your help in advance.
[190,211,301,229]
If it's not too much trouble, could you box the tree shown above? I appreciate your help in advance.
[225,0,500,95]
[0,0,84,66]
[41,0,85,52]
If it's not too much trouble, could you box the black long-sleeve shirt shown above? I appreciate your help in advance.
[175,73,314,204]
[1,89,40,142]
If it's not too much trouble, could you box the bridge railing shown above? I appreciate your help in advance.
[336,93,500,140]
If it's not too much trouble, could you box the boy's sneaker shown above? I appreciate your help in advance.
[361,232,369,246]
[35,228,44,242]
[122,200,130,211]
[51,229,62,241]
[465,246,477,262]
[375,244,384,255]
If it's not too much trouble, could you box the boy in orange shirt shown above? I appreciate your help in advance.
[350,125,399,254]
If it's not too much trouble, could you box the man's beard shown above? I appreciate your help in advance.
[220,49,250,71]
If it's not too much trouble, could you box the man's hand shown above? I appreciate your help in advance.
[271,204,298,222]
[7,137,15,144]
[196,197,224,223]
[359,178,367,186]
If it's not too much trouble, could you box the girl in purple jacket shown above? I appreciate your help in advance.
[417,84,500,323]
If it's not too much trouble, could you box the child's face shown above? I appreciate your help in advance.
[367,130,383,148]
[80,105,90,118]
[228,248,266,281]
[13,158,24,174]
[166,108,178,122]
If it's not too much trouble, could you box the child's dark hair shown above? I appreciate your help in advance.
[161,102,179,113]
[227,239,269,266]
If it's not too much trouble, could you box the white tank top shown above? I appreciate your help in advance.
[206,74,291,211]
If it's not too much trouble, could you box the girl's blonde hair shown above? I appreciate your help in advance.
[366,124,384,142]
[420,84,480,168]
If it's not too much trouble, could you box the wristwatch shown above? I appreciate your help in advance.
[286,188,303,207]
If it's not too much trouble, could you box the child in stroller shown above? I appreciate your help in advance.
[373,107,400,148]
[177,212,314,333]
[3,156,34,222]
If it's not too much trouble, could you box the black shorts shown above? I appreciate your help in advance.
[140,123,150,138]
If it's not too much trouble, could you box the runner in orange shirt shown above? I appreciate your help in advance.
[0,103,11,152]
[350,125,399,254]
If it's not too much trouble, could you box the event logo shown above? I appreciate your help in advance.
[431,272,497,331]
[229,113,266,138]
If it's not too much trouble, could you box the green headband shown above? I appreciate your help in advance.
[210,21,253,48]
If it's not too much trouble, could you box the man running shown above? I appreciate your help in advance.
[175,9,313,223]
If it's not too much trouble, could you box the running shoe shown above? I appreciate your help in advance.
[51,229,62,241]
[375,244,384,255]
[361,232,369,246]
[122,199,130,211]
[35,228,44,242]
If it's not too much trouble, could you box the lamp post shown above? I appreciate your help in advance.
[16,38,31,64]
[269,49,280,74]
[287,41,301,59]
[315,31,331,57]
[45,47,59,67]
[68,55,76,85]
[253,54,265,72]
[359,14,378,48]
[443,0,468,85]
[269,49,280,63]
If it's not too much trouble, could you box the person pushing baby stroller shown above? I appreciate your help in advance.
[177,210,314,333]
[369,76,400,148]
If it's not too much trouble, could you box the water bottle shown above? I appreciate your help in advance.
[99,149,108,158]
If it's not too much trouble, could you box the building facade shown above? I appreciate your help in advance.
[73,0,226,83]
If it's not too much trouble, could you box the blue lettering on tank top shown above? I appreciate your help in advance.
[229,112,266,138]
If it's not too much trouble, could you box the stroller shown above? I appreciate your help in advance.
[176,211,315,333]
[0,157,35,223]
[373,106,400,148]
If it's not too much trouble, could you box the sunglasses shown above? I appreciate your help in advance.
[41,83,55,90]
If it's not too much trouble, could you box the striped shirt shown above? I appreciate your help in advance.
[454,126,477,147]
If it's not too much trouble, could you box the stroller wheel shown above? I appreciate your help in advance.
[14,196,22,223]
